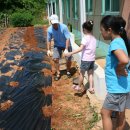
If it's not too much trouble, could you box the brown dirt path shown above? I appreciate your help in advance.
[51,65,93,130]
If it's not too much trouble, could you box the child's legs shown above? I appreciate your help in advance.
[87,61,95,90]
[101,110,126,130]
[88,69,94,90]
[79,60,88,89]
[80,61,94,89]
[116,93,129,130]
[79,70,85,88]
[116,111,126,130]
[102,93,128,130]
[101,108,113,130]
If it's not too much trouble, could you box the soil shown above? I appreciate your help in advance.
[51,68,93,130]
[0,26,98,130]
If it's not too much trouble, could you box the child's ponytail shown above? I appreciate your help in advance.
[116,16,130,56]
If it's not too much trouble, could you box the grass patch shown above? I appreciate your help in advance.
[33,18,49,27]
[87,106,101,130]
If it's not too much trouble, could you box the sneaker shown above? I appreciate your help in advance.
[54,73,61,81]
[74,89,86,97]
[67,71,71,78]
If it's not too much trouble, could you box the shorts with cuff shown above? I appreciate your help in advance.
[126,92,130,109]
[80,60,95,73]
[53,46,72,61]
[103,92,130,112]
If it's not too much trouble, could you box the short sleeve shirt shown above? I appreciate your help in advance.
[105,38,130,93]
[47,23,71,48]
[81,35,96,61]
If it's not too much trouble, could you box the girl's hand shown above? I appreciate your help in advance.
[47,50,52,57]
[63,49,68,54]
[116,66,128,77]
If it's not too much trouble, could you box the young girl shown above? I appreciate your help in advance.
[100,15,130,130]
[65,20,96,95]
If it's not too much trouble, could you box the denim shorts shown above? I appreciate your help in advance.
[80,60,95,72]
[53,46,72,61]
[103,93,130,112]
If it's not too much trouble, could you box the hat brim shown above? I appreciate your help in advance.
[51,19,59,24]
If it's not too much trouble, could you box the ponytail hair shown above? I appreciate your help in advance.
[116,16,130,56]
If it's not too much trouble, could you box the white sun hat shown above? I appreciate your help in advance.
[49,14,59,24]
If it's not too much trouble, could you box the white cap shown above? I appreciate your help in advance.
[49,14,59,24]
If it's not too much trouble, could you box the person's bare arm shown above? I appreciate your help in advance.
[113,49,129,76]
[63,39,71,55]
[47,41,52,56]
[47,41,51,51]
[70,44,84,55]
[65,44,84,57]
[65,39,70,49]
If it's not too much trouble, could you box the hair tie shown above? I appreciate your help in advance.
[119,26,124,35]
[89,20,93,25]
[120,26,124,30]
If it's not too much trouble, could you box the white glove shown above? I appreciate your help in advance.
[47,50,52,56]
[63,49,68,54]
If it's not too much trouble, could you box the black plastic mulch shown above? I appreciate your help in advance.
[34,27,47,49]
[0,27,52,130]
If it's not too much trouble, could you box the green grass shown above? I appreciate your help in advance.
[87,106,101,130]
[33,18,49,27]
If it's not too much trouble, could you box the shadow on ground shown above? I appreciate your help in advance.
[60,67,77,77]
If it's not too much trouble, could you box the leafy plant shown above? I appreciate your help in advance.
[10,11,33,27]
